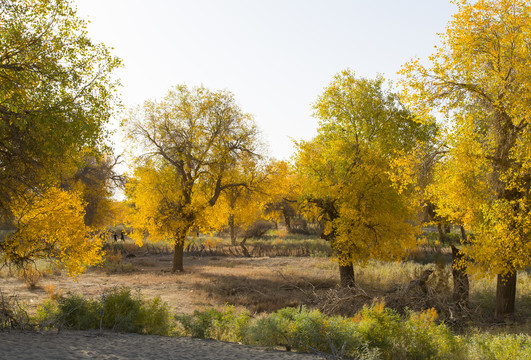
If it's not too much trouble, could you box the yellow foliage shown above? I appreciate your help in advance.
[409,308,438,325]
[126,161,231,246]
[4,187,103,277]
[295,70,432,265]
[123,85,261,264]
[400,0,531,277]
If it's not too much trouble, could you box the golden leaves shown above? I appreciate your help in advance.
[400,0,531,276]
[6,187,103,277]
[296,70,429,264]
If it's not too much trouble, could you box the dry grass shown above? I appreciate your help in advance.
[0,238,530,333]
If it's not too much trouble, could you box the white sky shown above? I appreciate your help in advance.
[74,0,457,161]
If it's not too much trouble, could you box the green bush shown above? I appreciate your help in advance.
[401,309,462,360]
[57,294,100,330]
[242,306,360,353]
[142,296,175,336]
[242,303,466,359]
[354,302,403,354]
[175,306,250,342]
[35,287,174,335]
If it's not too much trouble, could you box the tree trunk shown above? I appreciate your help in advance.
[283,208,291,232]
[240,237,250,257]
[172,242,184,272]
[437,223,445,243]
[459,226,466,242]
[451,245,469,306]
[172,230,188,272]
[339,263,355,287]
[229,214,237,245]
[495,271,517,320]
[444,224,451,234]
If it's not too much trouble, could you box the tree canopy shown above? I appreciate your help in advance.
[400,0,531,318]
[0,0,121,275]
[3,186,103,277]
[0,0,121,220]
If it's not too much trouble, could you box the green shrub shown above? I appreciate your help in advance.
[243,307,299,350]
[354,302,403,355]
[56,294,100,330]
[35,298,59,329]
[243,306,359,353]
[100,288,145,333]
[175,306,250,341]
[401,309,462,360]
[143,296,175,336]
[242,303,467,359]
[35,287,174,335]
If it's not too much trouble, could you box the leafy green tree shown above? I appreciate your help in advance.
[0,0,121,220]
[124,85,261,272]
[400,0,531,318]
[0,0,120,275]
[295,70,435,287]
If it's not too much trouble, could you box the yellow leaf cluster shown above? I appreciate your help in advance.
[4,187,103,277]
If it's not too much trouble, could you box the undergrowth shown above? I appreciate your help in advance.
[35,287,174,335]
[2,286,529,359]
[175,304,531,360]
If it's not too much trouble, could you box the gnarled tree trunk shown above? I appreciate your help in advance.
[240,237,251,257]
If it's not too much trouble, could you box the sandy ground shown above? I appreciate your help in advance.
[0,330,322,360]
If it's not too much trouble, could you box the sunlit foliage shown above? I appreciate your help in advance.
[124,85,261,271]
[0,0,121,219]
[295,70,435,278]
[262,160,302,231]
[400,0,531,316]
[0,0,119,276]
[1,187,103,277]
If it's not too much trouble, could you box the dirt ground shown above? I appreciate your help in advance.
[0,253,340,316]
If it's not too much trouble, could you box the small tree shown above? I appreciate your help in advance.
[262,160,301,233]
[218,155,266,245]
[124,85,261,272]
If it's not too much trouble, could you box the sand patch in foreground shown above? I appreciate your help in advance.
[0,330,321,360]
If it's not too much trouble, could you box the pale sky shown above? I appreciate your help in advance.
[74,0,457,161]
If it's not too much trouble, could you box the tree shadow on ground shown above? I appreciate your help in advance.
[193,271,338,313]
